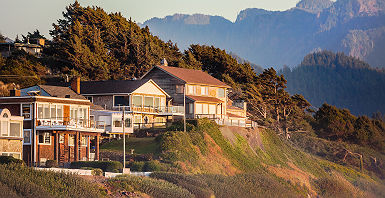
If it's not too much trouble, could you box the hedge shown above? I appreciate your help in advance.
[0,156,24,165]
[70,161,123,172]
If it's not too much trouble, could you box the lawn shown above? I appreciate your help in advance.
[101,137,159,154]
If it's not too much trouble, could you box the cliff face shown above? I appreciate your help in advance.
[144,0,385,68]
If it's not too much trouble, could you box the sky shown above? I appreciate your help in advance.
[0,0,300,39]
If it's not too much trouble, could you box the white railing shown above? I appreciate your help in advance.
[194,114,257,128]
[37,117,105,130]
[114,106,184,115]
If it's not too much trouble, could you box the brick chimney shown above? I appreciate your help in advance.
[9,89,20,97]
[70,77,81,94]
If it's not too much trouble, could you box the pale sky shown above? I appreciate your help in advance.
[0,0,300,39]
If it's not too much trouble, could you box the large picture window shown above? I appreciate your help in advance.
[114,95,129,107]
[154,97,160,108]
[10,122,21,137]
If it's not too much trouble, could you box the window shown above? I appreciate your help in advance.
[68,134,75,146]
[59,134,64,143]
[38,132,51,144]
[201,86,209,96]
[154,97,160,108]
[134,115,141,124]
[81,136,88,146]
[43,104,50,119]
[21,104,31,119]
[176,85,184,94]
[0,121,8,136]
[57,105,63,120]
[50,105,56,119]
[209,104,216,115]
[37,104,43,119]
[187,85,194,95]
[161,97,166,107]
[196,103,202,114]
[189,103,194,114]
[23,130,31,144]
[10,122,21,137]
[114,95,129,107]
[144,96,154,107]
[86,96,93,103]
[113,118,122,127]
[218,88,225,98]
[132,95,142,107]
[125,118,131,127]
[2,113,8,118]
[203,104,209,114]
[143,116,149,124]
[1,152,21,160]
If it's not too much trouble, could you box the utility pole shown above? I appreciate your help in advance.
[183,84,186,132]
[122,107,126,169]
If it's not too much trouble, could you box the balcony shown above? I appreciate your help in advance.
[36,117,105,133]
[114,106,185,116]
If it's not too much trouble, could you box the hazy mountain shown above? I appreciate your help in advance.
[144,0,385,69]
[280,50,385,115]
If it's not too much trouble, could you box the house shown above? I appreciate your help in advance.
[141,62,251,127]
[80,79,184,130]
[0,38,45,57]
[0,108,24,159]
[0,86,104,166]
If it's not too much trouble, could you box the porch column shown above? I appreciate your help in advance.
[55,132,59,161]
[74,132,79,161]
[95,134,100,161]
[86,135,90,161]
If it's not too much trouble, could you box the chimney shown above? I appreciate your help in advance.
[70,77,81,94]
[10,89,21,97]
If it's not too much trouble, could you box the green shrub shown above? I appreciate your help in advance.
[143,160,166,172]
[45,160,58,168]
[0,156,24,165]
[109,175,193,198]
[70,161,123,172]
[91,168,103,176]
[129,161,145,171]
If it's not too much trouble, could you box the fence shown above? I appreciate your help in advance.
[115,106,184,115]
[36,117,105,130]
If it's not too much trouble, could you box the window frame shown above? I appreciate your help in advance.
[38,132,51,145]
[68,134,75,146]
[1,152,22,160]
[23,129,32,145]
[21,103,32,120]
[113,95,130,107]
[132,95,143,107]
[9,121,22,138]
[217,88,225,98]
[144,96,154,108]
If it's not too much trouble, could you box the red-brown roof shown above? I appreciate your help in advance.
[157,66,231,88]
[227,105,244,111]
[186,95,224,103]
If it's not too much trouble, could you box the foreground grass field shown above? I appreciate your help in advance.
[0,164,105,198]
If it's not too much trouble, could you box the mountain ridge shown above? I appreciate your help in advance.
[143,0,385,69]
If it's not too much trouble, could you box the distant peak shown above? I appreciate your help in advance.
[296,0,333,12]
[236,8,271,22]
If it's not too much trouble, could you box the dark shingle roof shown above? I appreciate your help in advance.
[80,80,147,95]
[156,66,231,88]
[39,85,86,100]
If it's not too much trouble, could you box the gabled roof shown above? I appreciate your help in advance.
[80,79,169,96]
[186,95,224,103]
[21,85,86,100]
[144,65,231,88]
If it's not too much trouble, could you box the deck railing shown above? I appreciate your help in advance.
[36,117,105,130]
[114,106,184,115]
[194,114,257,128]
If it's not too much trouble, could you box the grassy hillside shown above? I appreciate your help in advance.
[104,119,385,197]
